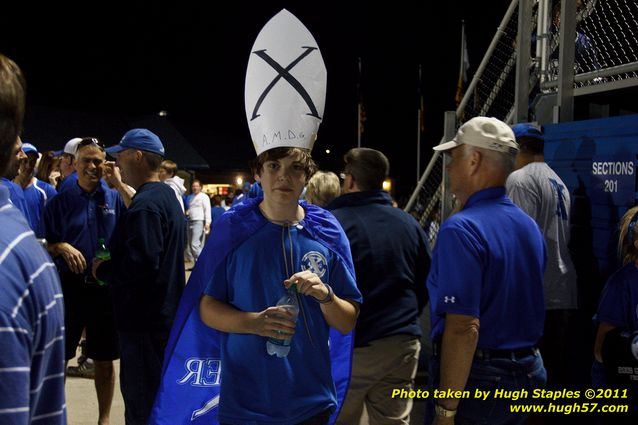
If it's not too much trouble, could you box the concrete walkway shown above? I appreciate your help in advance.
[65,359,125,425]
[65,268,194,425]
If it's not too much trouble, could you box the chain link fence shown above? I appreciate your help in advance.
[406,152,443,251]
[462,7,520,122]
[405,1,520,253]
[406,0,638,254]
[544,0,638,90]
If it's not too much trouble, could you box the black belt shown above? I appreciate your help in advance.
[432,341,538,360]
[474,346,539,360]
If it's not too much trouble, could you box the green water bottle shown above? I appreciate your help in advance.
[95,238,110,286]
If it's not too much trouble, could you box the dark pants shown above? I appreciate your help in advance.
[539,309,576,388]
[426,350,546,425]
[118,331,169,425]
[60,272,119,361]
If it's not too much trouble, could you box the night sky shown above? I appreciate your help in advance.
[0,0,511,202]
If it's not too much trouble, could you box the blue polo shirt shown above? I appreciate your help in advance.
[427,187,546,349]
[0,177,32,226]
[594,263,638,332]
[41,179,124,274]
[23,178,57,232]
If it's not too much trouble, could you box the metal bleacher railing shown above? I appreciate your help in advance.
[405,0,638,254]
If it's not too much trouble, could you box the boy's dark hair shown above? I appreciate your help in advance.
[251,147,317,179]
[343,148,389,191]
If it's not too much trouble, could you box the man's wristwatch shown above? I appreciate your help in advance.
[434,403,457,418]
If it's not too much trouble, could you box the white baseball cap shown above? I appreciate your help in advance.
[53,137,82,157]
[433,116,519,154]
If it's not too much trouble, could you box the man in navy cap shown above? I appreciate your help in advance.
[94,128,186,425]
[0,53,66,424]
[506,122,577,389]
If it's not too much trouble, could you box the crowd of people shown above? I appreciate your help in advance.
[0,31,636,425]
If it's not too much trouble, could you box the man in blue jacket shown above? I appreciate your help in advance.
[94,129,185,425]
[329,148,430,425]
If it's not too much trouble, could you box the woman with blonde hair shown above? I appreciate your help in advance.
[592,206,638,417]
[305,170,340,207]
[594,206,638,359]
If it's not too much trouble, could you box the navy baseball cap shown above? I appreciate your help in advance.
[512,123,544,141]
[21,143,38,154]
[105,128,165,157]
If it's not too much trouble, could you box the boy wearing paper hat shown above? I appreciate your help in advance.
[149,10,362,425]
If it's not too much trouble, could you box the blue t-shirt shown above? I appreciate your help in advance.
[205,221,361,425]
[23,178,57,232]
[427,187,547,349]
[594,262,638,332]
[0,185,66,424]
[41,179,124,275]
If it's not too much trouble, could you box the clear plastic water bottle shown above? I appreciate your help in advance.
[95,238,111,286]
[266,284,299,357]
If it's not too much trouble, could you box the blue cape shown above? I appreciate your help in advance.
[149,196,356,424]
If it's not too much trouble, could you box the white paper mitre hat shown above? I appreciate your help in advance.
[245,9,327,156]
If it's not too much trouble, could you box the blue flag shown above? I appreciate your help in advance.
[149,196,356,424]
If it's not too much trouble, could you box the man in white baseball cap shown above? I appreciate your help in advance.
[54,137,82,191]
[432,116,519,208]
[433,116,519,155]
[426,116,547,424]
